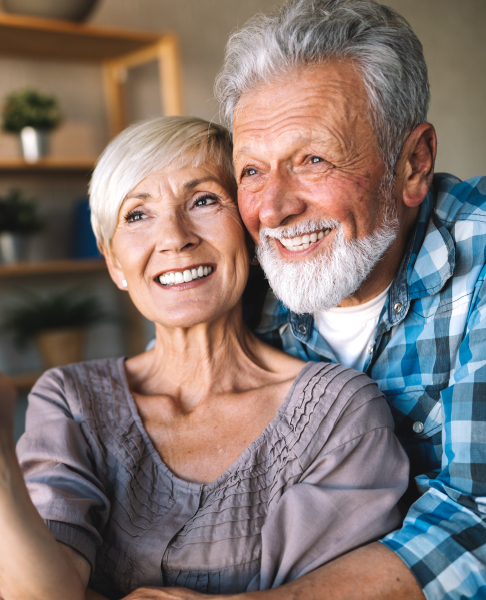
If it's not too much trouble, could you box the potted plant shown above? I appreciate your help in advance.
[2,88,62,163]
[0,189,44,264]
[2,289,106,368]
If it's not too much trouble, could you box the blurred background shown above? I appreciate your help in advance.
[0,0,484,439]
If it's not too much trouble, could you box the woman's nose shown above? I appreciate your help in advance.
[156,213,199,253]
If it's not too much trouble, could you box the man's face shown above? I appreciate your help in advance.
[233,61,400,312]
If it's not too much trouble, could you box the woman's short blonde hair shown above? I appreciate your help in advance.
[89,116,234,251]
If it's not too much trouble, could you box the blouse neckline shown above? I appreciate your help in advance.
[115,356,314,493]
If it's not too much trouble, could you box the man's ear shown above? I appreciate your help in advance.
[396,123,437,208]
[102,245,127,291]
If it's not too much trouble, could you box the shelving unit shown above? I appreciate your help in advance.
[0,13,184,391]
[9,371,42,392]
[0,12,183,137]
[0,258,105,278]
[0,157,96,173]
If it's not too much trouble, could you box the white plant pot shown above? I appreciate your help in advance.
[0,232,30,264]
[20,127,49,163]
[2,0,99,21]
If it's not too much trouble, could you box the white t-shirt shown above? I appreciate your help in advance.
[314,283,391,372]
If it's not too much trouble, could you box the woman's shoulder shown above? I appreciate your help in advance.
[286,361,385,419]
[276,361,391,465]
[29,357,129,424]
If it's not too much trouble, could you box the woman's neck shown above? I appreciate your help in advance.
[126,307,269,409]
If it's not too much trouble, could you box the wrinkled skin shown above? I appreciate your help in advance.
[233,61,435,306]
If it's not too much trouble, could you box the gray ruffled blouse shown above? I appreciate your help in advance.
[17,359,408,599]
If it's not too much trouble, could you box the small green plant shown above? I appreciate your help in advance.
[0,189,44,234]
[2,289,106,347]
[2,88,62,133]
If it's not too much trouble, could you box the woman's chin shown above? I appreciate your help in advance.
[153,305,226,331]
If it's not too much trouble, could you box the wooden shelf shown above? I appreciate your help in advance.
[0,258,106,278]
[0,13,183,136]
[10,371,41,392]
[0,157,96,173]
[0,12,162,62]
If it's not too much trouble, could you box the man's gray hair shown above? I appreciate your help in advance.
[215,0,430,169]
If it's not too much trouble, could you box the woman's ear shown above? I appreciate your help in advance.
[396,123,437,208]
[102,245,128,291]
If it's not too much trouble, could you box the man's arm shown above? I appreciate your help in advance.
[234,542,424,600]
[111,544,422,600]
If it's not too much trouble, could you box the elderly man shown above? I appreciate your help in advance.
[214,0,486,599]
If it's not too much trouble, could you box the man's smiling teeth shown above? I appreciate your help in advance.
[280,229,331,252]
[159,265,213,286]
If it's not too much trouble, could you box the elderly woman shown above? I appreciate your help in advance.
[0,117,408,600]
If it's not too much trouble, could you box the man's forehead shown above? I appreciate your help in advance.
[232,62,369,150]
[234,133,325,159]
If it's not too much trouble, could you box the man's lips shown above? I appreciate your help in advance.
[279,227,332,252]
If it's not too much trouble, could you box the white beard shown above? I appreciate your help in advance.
[256,214,399,314]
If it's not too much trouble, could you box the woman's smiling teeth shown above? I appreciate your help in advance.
[280,228,331,252]
[159,265,213,286]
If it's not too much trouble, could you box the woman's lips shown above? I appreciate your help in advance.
[156,264,214,287]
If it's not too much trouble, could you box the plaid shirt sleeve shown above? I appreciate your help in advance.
[381,268,486,600]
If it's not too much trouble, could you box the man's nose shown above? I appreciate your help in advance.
[156,213,199,253]
[258,170,307,230]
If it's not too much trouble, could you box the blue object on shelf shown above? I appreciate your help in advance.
[72,197,100,259]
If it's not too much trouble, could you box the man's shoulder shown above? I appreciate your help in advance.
[433,173,486,226]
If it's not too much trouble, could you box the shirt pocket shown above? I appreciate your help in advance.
[384,385,444,439]
[410,291,472,323]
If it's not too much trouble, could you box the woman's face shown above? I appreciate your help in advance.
[106,162,250,329]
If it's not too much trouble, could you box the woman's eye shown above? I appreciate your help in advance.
[194,194,218,207]
[310,156,323,164]
[125,210,146,223]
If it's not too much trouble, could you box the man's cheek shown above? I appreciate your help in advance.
[237,192,261,242]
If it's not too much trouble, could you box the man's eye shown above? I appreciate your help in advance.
[125,210,145,223]
[310,156,323,163]
[243,167,258,177]
[194,194,217,207]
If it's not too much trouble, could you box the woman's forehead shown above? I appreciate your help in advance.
[125,163,231,200]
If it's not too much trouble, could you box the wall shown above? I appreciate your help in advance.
[0,0,483,194]
[386,0,486,179]
[89,0,486,180]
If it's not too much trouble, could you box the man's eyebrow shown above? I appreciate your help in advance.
[233,146,251,162]
[234,138,321,162]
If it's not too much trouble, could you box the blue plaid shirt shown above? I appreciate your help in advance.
[255,173,486,600]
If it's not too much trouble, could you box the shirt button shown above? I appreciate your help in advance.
[413,421,424,434]
[393,302,403,314]
[298,324,307,335]
[368,345,374,354]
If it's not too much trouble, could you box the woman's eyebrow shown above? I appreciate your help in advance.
[184,176,220,190]
[123,177,220,202]
[124,192,152,201]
